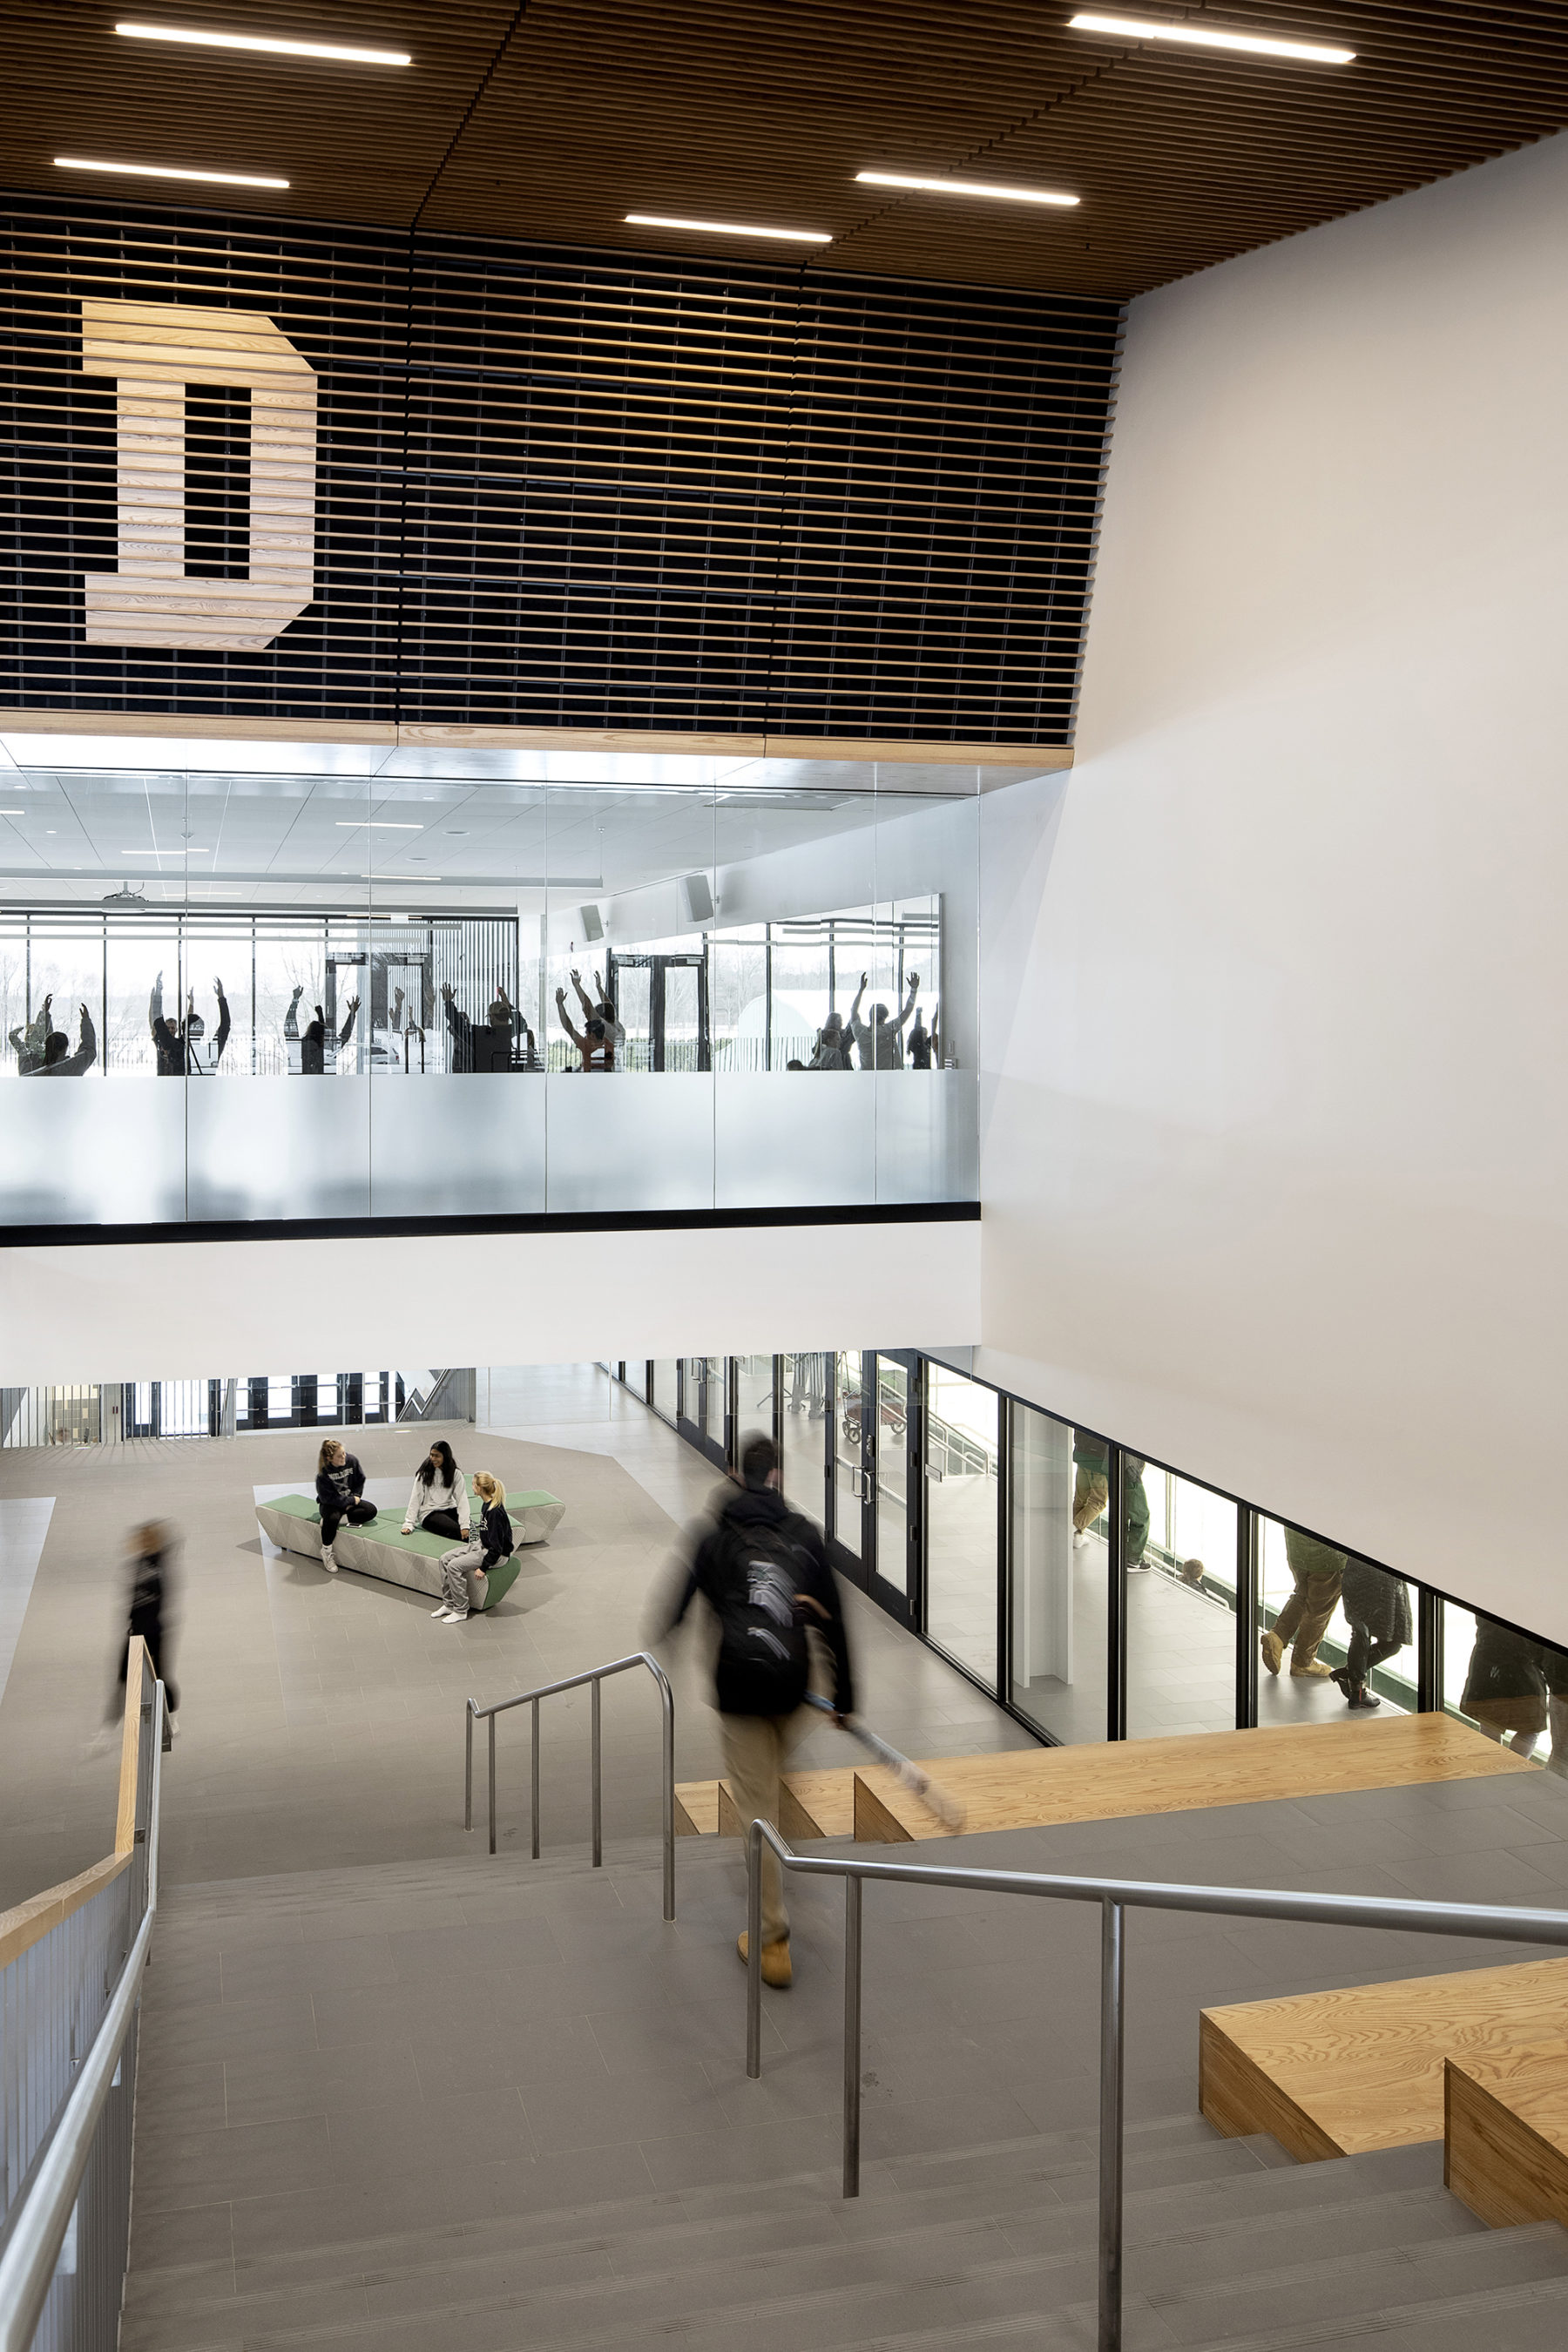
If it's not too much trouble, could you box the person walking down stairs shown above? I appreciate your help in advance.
[663,1434,855,1991]
[1261,1529,1345,1680]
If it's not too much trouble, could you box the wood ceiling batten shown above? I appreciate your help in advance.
[1,3,1565,294]
[0,196,1120,743]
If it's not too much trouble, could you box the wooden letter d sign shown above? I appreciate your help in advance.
[81,297,318,652]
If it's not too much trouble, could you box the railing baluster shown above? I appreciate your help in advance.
[591,1679,603,1868]
[463,1653,675,1907]
[1099,1896,1125,2352]
[531,1697,541,1860]
[843,1875,862,2199]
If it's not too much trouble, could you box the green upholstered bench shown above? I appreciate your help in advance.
[255,1492,563,1610]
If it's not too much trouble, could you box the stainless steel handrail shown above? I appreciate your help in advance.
[743,1819,1568,2352]
[464,1652,676,1920]
[0,1680,165,2352]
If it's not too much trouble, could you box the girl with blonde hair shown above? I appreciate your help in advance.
[433,1471,513,1624]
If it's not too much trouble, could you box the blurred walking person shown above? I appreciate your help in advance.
[94,1520,179,1749]
[662,1434,854,1990]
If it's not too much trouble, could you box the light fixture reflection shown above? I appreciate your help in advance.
[1068,11,1354,64]
[856,171,1078,206]
[625,213,831,244]
[116,22,411,64]
[55,155,289,186]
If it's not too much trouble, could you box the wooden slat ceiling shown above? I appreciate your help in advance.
[1,3,1565,296]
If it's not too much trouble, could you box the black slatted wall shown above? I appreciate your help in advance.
[0,193,1122,744]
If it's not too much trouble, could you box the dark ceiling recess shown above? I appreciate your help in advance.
[3,3,1566,298]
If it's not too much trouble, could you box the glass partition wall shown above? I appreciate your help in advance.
[0,746,980,1225]
[609,1352,1565,1767]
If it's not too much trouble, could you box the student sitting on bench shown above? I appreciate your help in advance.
[315,1437,376,1573]
[402,1439,470,1542]
[431,1472,513,1624]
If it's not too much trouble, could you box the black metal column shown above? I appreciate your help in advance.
[1106,1447,1127,1742]
[1235,1509,1260,1728]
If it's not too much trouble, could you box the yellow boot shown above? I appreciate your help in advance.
[736,1930,793,1988]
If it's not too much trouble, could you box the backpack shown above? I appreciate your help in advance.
[712,1512,812,1715]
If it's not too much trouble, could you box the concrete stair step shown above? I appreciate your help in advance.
[123,2114,1231,2320]
[121,2161,1565,2352]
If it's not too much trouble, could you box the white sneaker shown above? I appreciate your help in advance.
[430,1604,449,1617]
[443,1610,469,1625]
[1072,1532,1086,1550]
[168,1713,179,1738]
[321,1551,337,1574]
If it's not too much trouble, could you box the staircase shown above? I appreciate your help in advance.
[122,1842,1568,2352]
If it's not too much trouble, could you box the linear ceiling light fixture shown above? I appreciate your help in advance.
[335,820,423,828]
[55,155,289,186]
[856,170,1078,206]
[1068,12,1354,64]
[625,213,831,243]
[120,846,212,854]
[115,22,412,64]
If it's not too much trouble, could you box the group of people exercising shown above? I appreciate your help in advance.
[9,963,945,1079]
[314,1436,513,1624]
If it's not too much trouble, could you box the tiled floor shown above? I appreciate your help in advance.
[0,1366,1035,1909]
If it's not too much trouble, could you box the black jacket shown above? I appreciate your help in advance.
[673,1486,854,1717]
[477,1499,513,1568]
[315,1452,366,1517]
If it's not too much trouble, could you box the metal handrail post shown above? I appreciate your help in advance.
[591,1677,603,1868]
[531,1697,541,1860]
[745,1819,764,2078]
[463,1651,677,1913]
[1098,1897,1125,2352]
[659,1662,676,1923]
[843,1875,863,2199]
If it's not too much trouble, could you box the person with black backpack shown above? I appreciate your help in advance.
[667,1433,854,1989]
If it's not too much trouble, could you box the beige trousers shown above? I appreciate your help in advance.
[722,1709,801,1945]
[1072,1468,1109,1535]
[1273,1570,1342,1668]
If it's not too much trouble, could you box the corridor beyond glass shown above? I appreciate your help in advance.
[0,743,984,1222]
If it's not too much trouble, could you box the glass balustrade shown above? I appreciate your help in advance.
[0,752,980,1224]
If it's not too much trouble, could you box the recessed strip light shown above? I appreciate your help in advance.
[625,213,831,244]
[120,847,211,854]
[335,820,423,829]
[857,171,1078,207]
[116,22,411,64]
[1068,12,1354,64]
[55,155,289,187]
[0,809,25,816]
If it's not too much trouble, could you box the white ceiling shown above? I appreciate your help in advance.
[0,736,1013,908]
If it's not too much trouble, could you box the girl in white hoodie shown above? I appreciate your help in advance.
[402,1439,470,1543]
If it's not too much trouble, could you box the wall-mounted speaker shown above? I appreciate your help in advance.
[578,903,605,943]
[679,873,715,926]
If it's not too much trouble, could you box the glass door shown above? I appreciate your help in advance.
[870,1356,912,1619]
[829,1351,865,1578]
[679,1355,728,1469]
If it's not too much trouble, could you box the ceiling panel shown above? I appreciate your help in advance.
[1,3,1564,296]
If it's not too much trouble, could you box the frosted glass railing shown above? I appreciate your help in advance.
[0,1071,977,1225]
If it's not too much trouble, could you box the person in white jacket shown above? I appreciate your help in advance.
[402,1439,470,1543]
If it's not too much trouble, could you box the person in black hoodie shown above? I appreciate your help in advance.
[665,1433,854,1989]
[432,1471,512,1624]
[315,1437,376,1572]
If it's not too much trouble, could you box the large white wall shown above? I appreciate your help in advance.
[0,1219,979,1389]
[977,131,1568,1641]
